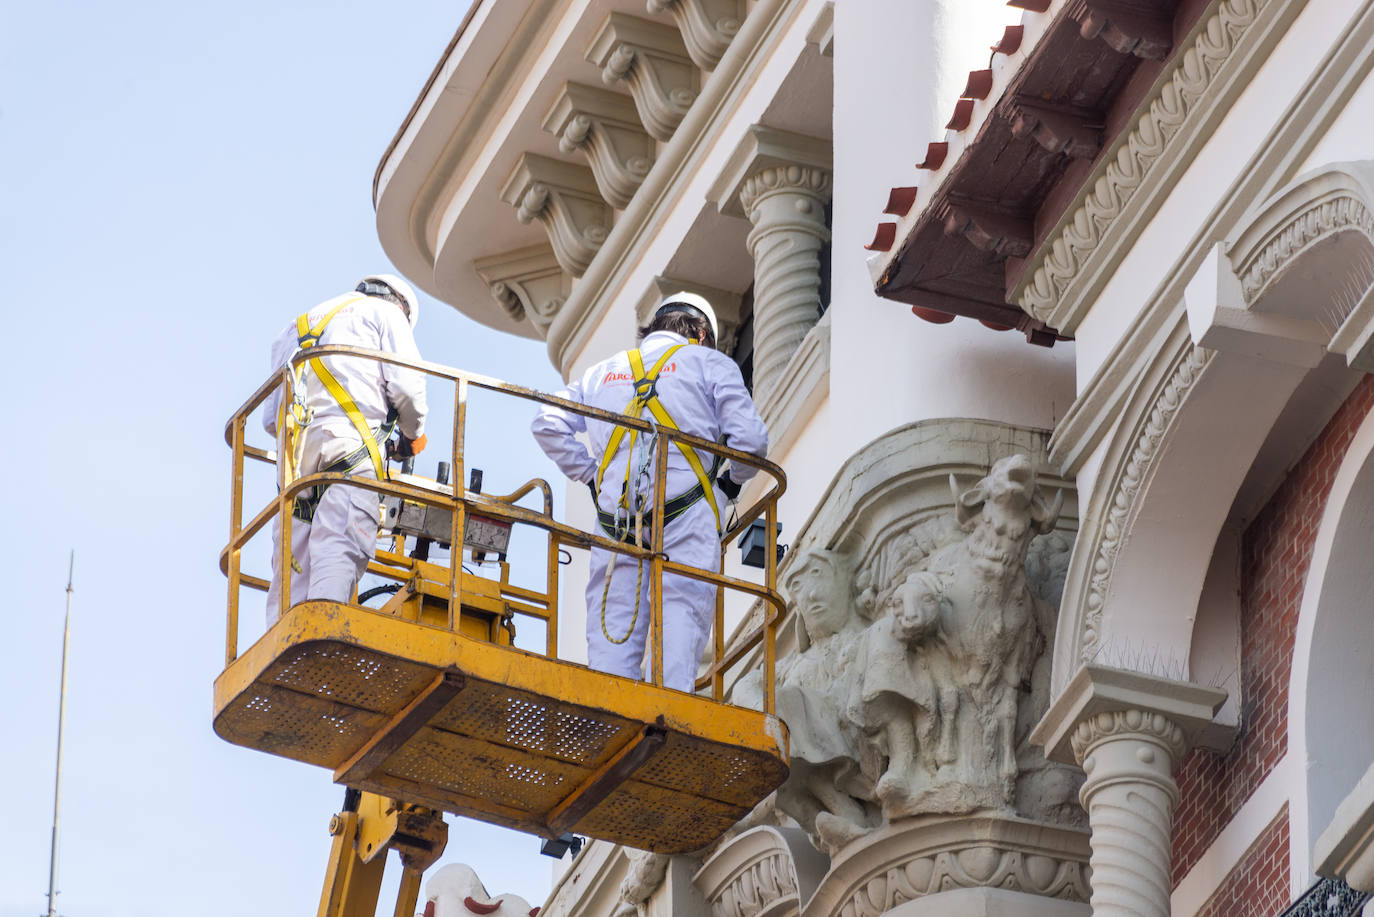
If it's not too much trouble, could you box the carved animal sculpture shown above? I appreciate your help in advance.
[938,454,1061,801]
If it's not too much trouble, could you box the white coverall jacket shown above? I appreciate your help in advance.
[262,292,428,620]
[531,330,768,692]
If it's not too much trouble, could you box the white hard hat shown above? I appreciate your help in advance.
[358,273,420,328]
[654,291,718,343]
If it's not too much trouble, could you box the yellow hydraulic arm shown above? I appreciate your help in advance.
[318,789,448,917]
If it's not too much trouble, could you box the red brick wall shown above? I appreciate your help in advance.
[1191,806,1290,917]
[1171,375,1374,888]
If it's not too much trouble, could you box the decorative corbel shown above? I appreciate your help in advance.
[543,82,656,211]
[1008,98,1102,160]
[1075,0,1173,61]
[500,154,612,278]
[942,200,1034,258]
[473,245,573,339]
[644,0,746,71]
[587,13,699,142]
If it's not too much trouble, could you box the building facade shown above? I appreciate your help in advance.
[378,0,1374,914]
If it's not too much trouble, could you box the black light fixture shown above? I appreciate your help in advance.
[540,832,585,859]
[738,519,784,569]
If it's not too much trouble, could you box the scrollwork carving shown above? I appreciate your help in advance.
[835,847,1091,917]
[500,154,611,278]
[588,14,699,142]
[709,852,797,917]
[647,0,745,71]
[545,83,657,210]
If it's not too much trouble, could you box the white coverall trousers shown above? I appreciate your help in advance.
[266,427,381,623]
[587,497,719,693]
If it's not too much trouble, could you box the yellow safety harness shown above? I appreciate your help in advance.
[593,342,723,644]
[283,296,397,524]
[595,344,722,534]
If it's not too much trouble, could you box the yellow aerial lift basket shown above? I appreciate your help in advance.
[217,346,789,856]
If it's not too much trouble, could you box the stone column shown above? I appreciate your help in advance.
[1071,710,1186,917]
[709,126,831,411]
[1032,665,1227,917]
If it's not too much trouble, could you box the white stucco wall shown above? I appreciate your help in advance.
[830,0,1076,446]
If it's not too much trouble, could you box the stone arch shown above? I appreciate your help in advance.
[1053,160,1374,696]
[1287,403,1374,887]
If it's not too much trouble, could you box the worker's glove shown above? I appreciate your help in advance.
[712,473,739,520]
[716,471,742,502]
[392,433,428,458]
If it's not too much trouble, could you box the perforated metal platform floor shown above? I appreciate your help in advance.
[214,601,789,853]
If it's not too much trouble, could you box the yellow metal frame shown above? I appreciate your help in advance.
[222,344,787,705]
[217,346,790,854]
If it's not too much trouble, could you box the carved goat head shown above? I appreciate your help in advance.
[950,455,1063,534]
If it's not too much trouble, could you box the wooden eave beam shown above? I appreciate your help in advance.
[1008,98,1103,160]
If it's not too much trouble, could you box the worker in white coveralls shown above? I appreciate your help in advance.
[531,292,768,692]
[262,274,429,621]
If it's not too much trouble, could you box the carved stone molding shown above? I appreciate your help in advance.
[646,0,746,71]
[636,275,745,355]
[1240,197,1373,301]
[1068,708,1187,766]
[500,154,612,278]
[799,816,1092,917]
[587,13,699,143]
[694,826,828,917]
[473,245,572,339]
[544,82,656,211]
[1224,161,1374,306]
[1074,343,1213,666]
[1017,0,1278,330]
[709,126,832,413]
[1033,665,1226,917]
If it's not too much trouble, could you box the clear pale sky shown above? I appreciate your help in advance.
[0,2,570,914]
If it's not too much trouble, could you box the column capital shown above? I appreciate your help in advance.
[708,125,831,220]
[1031,663,1227,766]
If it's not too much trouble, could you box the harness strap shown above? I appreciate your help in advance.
[594,460,722,542]
[291,416,398,522]
[593,343,722,534]
[292,296,389,483]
